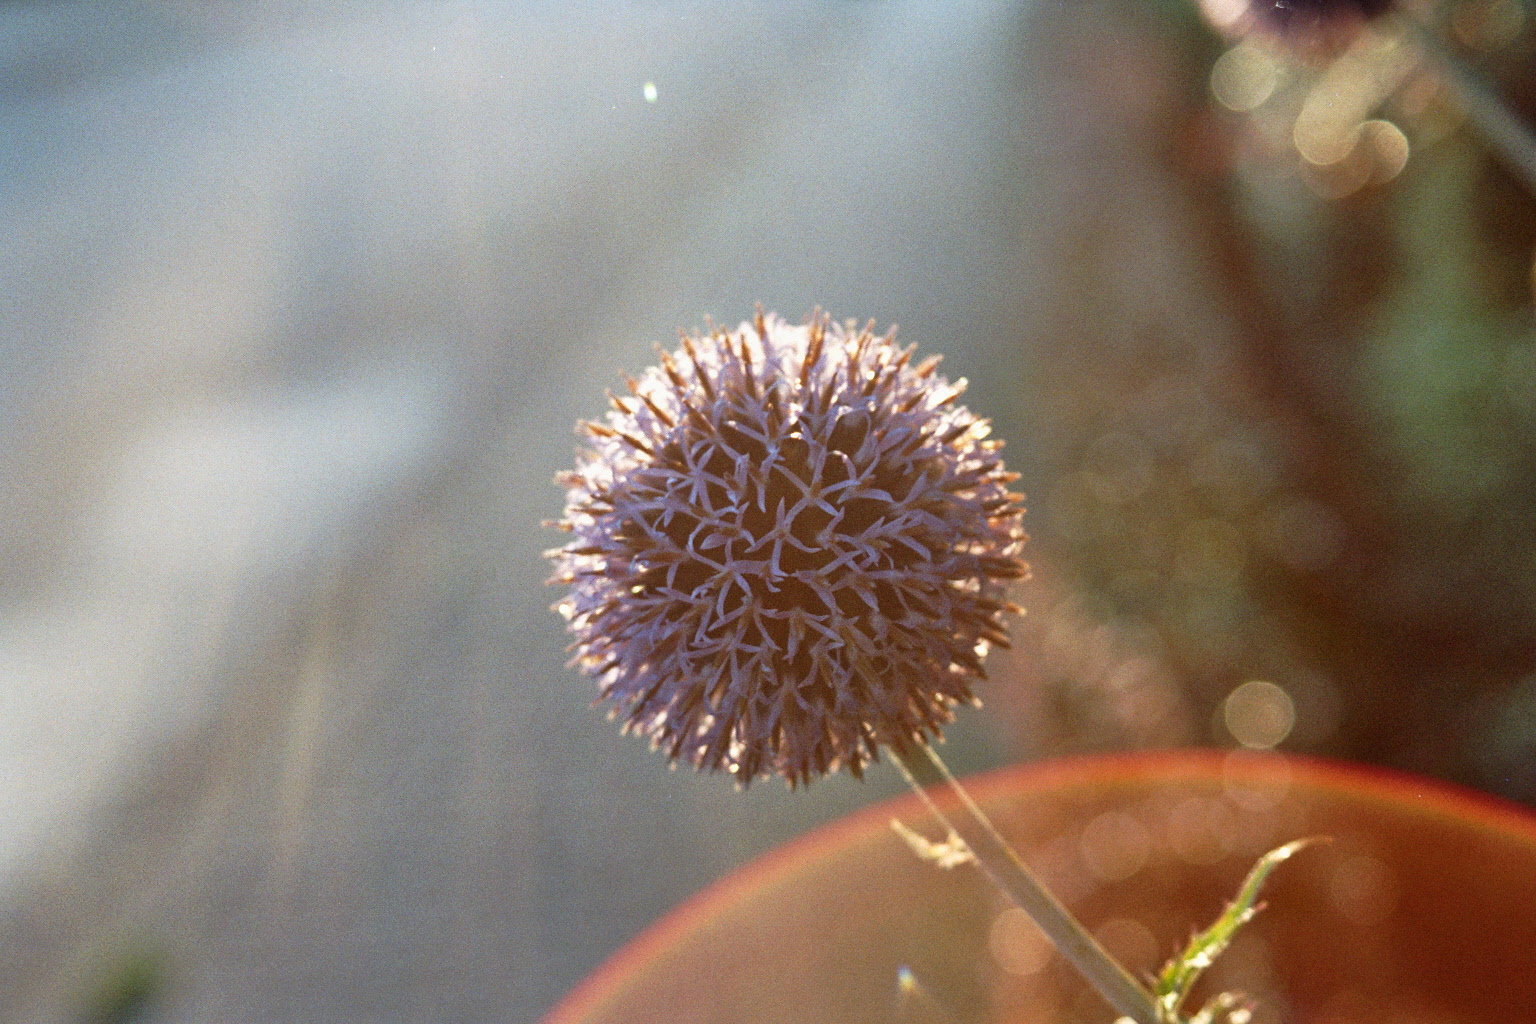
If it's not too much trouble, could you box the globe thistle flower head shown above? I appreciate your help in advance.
[547,310,1027,787]
[1208,0,1396,39]
[1266,0,1394,26]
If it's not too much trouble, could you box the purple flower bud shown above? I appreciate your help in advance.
[547,311,1028,787]
[1237,0,1396,34]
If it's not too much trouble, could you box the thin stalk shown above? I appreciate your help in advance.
[1396,8,1536,192]
[889,741,1159,1024]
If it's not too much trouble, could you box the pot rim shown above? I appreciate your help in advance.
[543,748,1536,1024]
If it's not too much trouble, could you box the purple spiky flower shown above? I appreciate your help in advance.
[1221,0,1396,35]
[547,310,1027,787]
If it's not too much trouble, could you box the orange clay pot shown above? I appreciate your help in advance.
[543,750,1536,1024]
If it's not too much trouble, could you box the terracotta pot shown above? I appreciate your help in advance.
[543,751,1536,1024]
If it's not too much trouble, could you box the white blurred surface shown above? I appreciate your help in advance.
[0,2,1046,1020]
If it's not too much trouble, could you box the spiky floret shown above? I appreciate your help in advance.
[547,310,1027,787]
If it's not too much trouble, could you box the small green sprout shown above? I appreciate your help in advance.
[1152,838,1325,1024]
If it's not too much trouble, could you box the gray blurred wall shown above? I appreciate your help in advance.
[0,2,1049,1020]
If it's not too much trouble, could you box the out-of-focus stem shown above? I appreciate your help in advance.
[1397,8,1536,192]
[889,742,1158,1024]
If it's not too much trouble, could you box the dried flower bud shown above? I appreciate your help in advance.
[547,311,1027,787]
[1213,0,1396,36]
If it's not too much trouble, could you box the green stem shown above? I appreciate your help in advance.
[889,742,1159,1024]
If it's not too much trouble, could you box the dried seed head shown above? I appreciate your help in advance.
[547,311,1028,787]
[1216,0,1396,37]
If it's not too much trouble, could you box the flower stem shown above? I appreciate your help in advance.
[889,742,1159,1024]
[1396,8,1536,192]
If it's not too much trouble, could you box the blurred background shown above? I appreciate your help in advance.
[1,0,1533,1021]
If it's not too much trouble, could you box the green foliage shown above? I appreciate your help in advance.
[75,944,167,1024]
[1152,839,1320,1024]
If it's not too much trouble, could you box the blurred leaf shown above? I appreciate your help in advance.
[75,944,166,1024]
